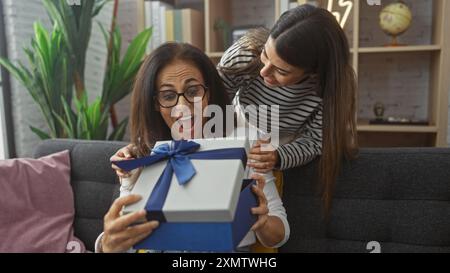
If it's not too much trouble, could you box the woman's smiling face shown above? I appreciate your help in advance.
[259,37,306,87]
[155,59,209,140]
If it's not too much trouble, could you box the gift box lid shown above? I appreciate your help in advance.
[123,137,250,222]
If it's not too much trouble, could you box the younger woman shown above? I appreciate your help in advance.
[218,4,358,209]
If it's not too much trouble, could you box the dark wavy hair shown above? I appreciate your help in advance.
[130,42,231,156]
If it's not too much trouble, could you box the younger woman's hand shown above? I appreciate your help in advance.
[250,174,269,231]
[247,140,278,173]
[101,194,159,253]
[110,144,138,178]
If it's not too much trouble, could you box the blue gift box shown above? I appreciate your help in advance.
[134,179,257,252]
[117,138,258,252]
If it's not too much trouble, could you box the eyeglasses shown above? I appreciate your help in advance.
[156,84,208,108]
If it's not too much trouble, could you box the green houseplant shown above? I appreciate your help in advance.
[0,0,151,141]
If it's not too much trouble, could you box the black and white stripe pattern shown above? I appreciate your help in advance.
[218,40,323,170]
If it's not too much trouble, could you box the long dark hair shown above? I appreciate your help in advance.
[130,42,231,157]
[220,5,359,212]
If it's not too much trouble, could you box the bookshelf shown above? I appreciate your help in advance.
[143,0,450,148]
[354,0,450,147]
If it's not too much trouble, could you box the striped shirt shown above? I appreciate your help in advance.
[218,39,323,170]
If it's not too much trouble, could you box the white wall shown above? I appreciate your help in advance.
[84,3,113,102]
[3,0,49,157]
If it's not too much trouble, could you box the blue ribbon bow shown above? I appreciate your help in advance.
[112,140,247,222]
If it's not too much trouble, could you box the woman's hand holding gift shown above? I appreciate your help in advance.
[249,174,285,247]
[110,144,138,178]
[101,195,159,253]
[250,174,269,231]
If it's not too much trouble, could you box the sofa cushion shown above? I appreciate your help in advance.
[33,139,126,251]
[0,150,85,253]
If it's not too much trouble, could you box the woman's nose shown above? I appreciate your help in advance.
[172,96,193,115]
[177,95,190,106]
[260,63,272,78]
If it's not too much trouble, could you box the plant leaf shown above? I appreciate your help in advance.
[29,126,51,140]
[53,110,74,139]
[93,0,112,17]
[108,117,128,141]
[119,27,152,80]
[60,96,76,136]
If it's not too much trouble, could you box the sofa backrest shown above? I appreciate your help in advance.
[34,139,126,251]
[280,148,450,253]
[34,140,450,253]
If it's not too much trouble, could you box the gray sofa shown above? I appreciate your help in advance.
[33,139,450,253]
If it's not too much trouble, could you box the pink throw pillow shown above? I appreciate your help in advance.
[0,150,85,253]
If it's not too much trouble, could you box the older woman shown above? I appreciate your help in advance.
[96,43,289,253]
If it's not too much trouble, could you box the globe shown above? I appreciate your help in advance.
[379,1,412,45]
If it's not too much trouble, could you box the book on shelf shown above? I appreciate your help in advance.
[165,9,175,41]
[144,1,152,51]
[145,1,174,52]
[173,9,183,43]
[159,2,172,45]
[165,8,204,51]
[181,8,205,51]
[136,0,146,33]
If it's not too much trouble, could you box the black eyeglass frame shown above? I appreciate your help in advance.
[155,84,209,108]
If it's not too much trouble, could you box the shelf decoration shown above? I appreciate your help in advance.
[214,18,231,51]
[326,0,353,28]
[379,1,412,46]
